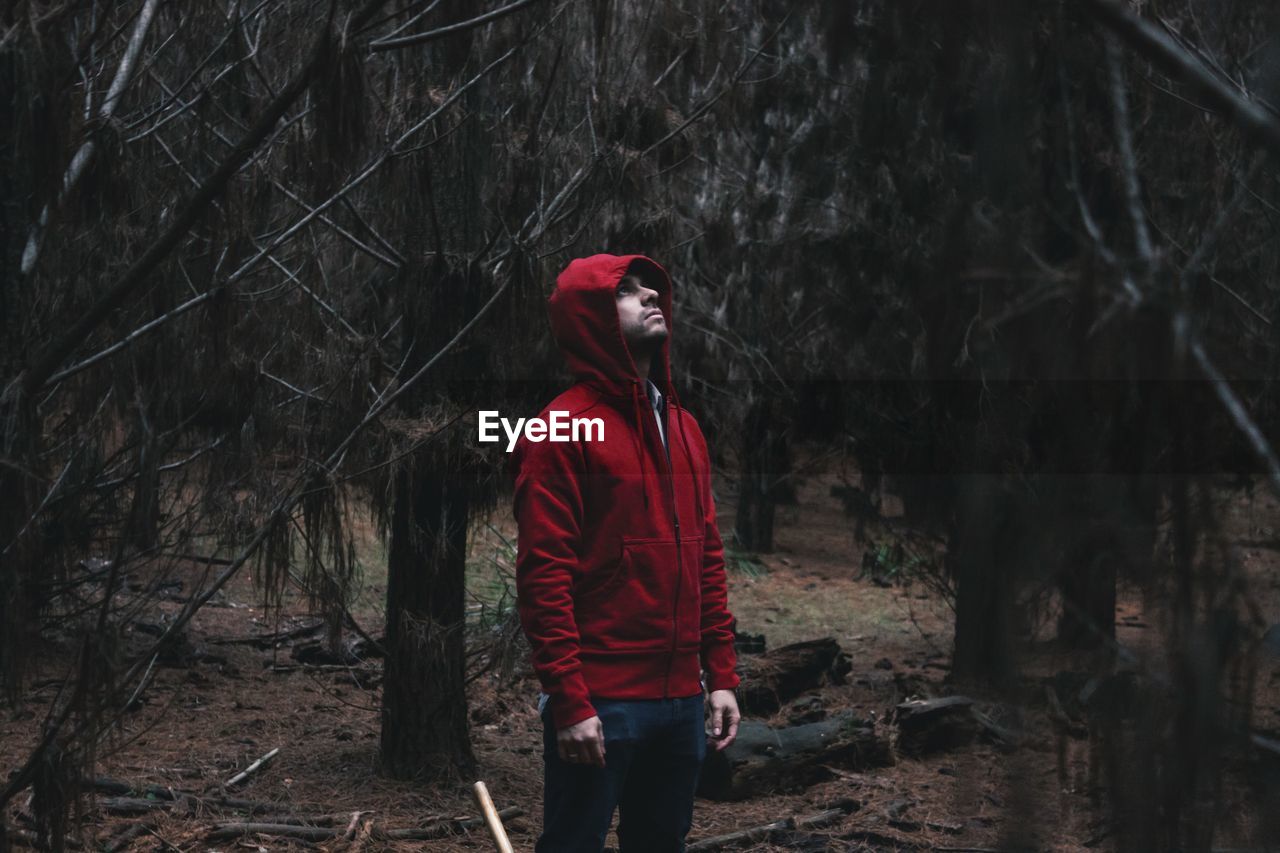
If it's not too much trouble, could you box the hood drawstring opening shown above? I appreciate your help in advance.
[630,380,650,510]
[671,388,704,526]
[628,376,696,522]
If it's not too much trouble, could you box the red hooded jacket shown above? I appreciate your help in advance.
[511,253,740,730]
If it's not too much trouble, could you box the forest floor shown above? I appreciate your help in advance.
[4,447,1280,851]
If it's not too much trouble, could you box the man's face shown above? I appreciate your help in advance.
[615,273,667,353]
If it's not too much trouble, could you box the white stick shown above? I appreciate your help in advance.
[225,747,280,788]
[471,781,515,853]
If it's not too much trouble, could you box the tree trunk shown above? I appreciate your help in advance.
[0,393,39,691]
[950,475,1016,685]
[735,396,787,552]
[1057,516,1117,649]
[379,462,475,781]
[126,405,161,550]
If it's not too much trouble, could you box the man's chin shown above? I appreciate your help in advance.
[625,327,667,356]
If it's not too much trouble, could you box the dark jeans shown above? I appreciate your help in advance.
[536,694,707,853]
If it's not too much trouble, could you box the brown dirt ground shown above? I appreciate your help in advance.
[4,450,1279,852]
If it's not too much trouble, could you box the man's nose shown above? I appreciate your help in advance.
[641,287,659,305]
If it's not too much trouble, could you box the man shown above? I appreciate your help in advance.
[511,253,742,853]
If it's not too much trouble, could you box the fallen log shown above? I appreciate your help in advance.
[732,622,766,655]
[268,663,378,675]
[842,827,923,850]
[292,641,357,665]
[697,714,893,801]
[218,812,367,827]
[1252,732,1280,760]
[738,638,851,716]
[87,778,313,817]
[796,803,858,829]
[100,797,170,816]
[194,795,297,815]
[206,822,337,843]
[102,821,154,853]
[207,621,324,648]
[971,707,1023,751]
[89,777,178,800]
[205,807,524,843]
[686,803,858,852]
[893,696,979,757]
[685,818,793,851]
[6,828,83,850]
[375,807,523,841]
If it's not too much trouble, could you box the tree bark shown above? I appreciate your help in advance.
[379,462,475,781]
[950,475,1016,685]
[735,395,787,552]
[1057,518,1117,649]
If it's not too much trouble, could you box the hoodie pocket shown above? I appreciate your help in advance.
[677,534,705,648]
[576,551,629,602]
[576,536,681,650]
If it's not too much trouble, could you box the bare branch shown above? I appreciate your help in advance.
[260,249,366,340]
[1144,213,1272,326]
[368,0,544,52]
[1189,335,1280,501]
[92,436,228,490]
[220,38,528,302]
[21,0,163,276]
[21,0,394,397]
[27,13,544,399]
[1083,0,1280,154]
[1056,35,1142,315]
[126,42,248,142]
[1105,36,1155,268]
[640,11,794,159]
[272,179,402,269]
[361,0,445,40]
[1183,151,1263,286]
[46,290,220,386]
[23,46,327,392]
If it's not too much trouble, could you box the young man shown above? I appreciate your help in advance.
[511,253,741,852]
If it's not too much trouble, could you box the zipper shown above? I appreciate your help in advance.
[658,395,681,700]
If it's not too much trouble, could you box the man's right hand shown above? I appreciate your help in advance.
[557,715,606,767]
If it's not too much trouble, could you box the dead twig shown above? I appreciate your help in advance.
[369,0,545,51]
[1083,0,1280,154]
[224,747,280,789]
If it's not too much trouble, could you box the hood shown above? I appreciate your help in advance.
[546,253,701,515]
[548,253,674,400]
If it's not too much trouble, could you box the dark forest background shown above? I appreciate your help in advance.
[4,0,1280,849]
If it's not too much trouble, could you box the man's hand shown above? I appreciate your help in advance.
[557,715,606,767]
[707,689,740,751]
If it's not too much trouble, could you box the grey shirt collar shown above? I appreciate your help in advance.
[644,379,664,411]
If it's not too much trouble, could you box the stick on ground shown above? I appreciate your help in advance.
[224,747,280,788]
[472,781,516,853]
